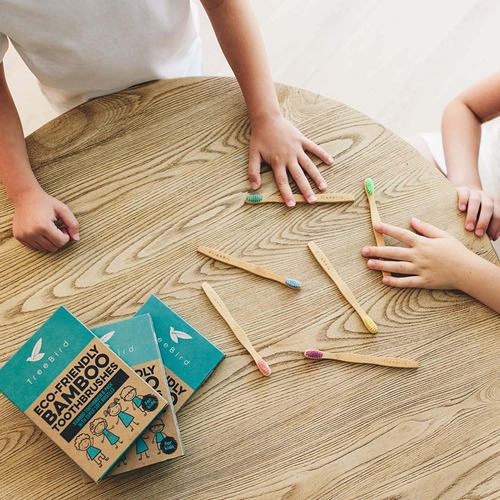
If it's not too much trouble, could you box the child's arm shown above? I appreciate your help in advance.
[0,63,79,251]
[201,0,333,207]
[361,218,500,314]
[442,72,500,240]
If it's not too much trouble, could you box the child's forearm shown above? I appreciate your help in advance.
[457,253,500,314]
[442,72,500,189]
[202,0,280,123]
[441,99,482,188]
[0,63,42,204]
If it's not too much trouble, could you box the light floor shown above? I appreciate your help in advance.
[4,0,499,137]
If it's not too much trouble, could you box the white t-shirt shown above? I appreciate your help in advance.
[0,0,203,112]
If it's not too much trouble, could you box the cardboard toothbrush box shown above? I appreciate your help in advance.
[0,307,167,483]
[135,295,225,410]
[81,314,184,481]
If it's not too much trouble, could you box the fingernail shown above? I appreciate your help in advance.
[251,182,259,190]
[308,195,317,203]
[476,229,484,237]
[383,277,389,284]
[287,200,296,207]
[361,247,369,255]
[374,222,382,230]
[74,233,80,241]
[412,217,420,224]
[460,204,466,211]
[466,223,475,231]
[367,259,374,267]
[319,181,327,190]
[327,157,334,164]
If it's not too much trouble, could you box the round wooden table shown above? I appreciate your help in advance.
[1,77,499,499]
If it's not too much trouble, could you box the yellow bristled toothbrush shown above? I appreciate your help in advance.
[307,241,378,334]
[201,282,271,376]
[304,349,418,369]
[364,177,390,277]
[246,193,355,204]
[197,245,302,290]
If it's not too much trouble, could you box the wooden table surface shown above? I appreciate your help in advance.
[0,77,499,499]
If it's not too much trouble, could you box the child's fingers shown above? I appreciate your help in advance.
[474,195,493,237]
[465,191,481,231]
[273,167,296,207]
[289,162,316,203]
[248,149,262,190]
[410,217,449,238]
[29,240,46,252]
[361,245,411,260]
[32,241,47,252]
[487,205,500,240]
[456,187,470,211]
[367,259,415,274]
[36,235,58,253]
[45,223,71,249]
[374,222,418,246]
[299,153,327,190]
[56,202,80,241]
[382,275,424,288]
[303,139,334,166]
[18,238,39,251]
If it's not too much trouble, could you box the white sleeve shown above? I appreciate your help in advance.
[0,33,8,62]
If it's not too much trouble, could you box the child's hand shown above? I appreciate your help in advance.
[12,188,79,252]
[455,186,500,240]
[361,218,478,290]
[248,115,334,206]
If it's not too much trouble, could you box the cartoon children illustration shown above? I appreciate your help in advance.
[89,417,123,449]
[115,455,127,467]
[120,385,146,415]
[104,398,139,432]
[74,433,108,467]
[135,433,150,461]
[149,418,167,455]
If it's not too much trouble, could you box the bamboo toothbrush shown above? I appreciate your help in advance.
[304,349,418,369]
[197,245,302,290]
[364,178,390,277]
[246,193,355,204]
[307,241,378,334]
[201,282,271,376]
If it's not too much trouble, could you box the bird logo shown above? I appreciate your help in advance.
[99,330,115,348]
[26,338,45,362]
[169,327,192,344]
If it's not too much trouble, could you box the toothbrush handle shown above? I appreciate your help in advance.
[366,192,390,278]
[198,246,286,286]
[325,351,418,369]
[258,193,354,203]
[367,195,386,245]
[201,282,260,361]
[308,241,368,320]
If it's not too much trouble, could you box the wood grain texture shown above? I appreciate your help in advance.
[0,77,499,499]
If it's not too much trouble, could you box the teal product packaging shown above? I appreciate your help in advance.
[0,307,167,482]
[135,295,225,409]
[81,314,184,481]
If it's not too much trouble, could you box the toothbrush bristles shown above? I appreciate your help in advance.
[285,278,302,289]
[304,350,324,359]
[364,178,374,195]
[246,194,263,203]
[363,316,378,334]
[257,358,271,376]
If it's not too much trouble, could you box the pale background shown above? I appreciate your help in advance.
[3,0,499,137]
